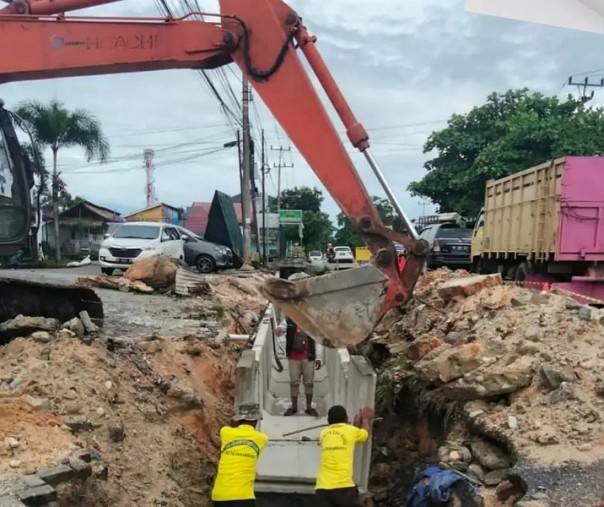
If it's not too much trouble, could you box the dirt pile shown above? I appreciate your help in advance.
[0,332,240,506]
[0,269,270,506]
[370,268,604,506]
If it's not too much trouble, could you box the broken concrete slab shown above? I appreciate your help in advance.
[415,343,482,383]
[0,316,60,340]
[0,496,27,507]
[438,274,503,301]
[36,465,76,487]
[441,356,534,401]
[15,485,56,506]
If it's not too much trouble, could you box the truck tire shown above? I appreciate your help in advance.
[514,262,529,282]
[473,258,485,274]
[101,268,114,276]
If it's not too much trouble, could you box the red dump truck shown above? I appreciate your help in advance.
[471,156,604,303]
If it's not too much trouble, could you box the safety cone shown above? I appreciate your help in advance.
[541,282,550,294]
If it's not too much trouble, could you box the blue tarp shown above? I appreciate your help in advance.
[406,466,478,507]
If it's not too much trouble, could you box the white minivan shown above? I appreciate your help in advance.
[98,221,184,275]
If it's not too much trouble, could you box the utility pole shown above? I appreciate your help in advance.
[261,130,270,263]
[241,77,252,262]
[271,145,293,258]
[270,145,293,212]
[144,149,156,207]
[417,200,429,216]
[249,140,261,258]
[568,76,604,104]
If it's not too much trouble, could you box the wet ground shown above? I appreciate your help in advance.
[513,458,604,506]
[0,264,203,340]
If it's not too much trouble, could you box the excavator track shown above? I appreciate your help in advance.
[0,277,103,341]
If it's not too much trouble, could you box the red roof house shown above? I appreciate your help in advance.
[185,201,243,235]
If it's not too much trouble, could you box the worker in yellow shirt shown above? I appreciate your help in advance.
[315,405,374,507]
[211,404,269,507]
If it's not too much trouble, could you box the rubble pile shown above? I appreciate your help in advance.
[0,330,240,506]
[371,268,604,506]
[0,267,270,506]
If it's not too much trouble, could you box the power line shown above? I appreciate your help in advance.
[57,137,233,169]
[567,75,604,103]
[64,147,229,175]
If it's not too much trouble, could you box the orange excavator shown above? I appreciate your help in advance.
[0,0,428,348]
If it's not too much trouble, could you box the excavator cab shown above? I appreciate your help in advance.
[0,102,104,336]
[0,101,33,260]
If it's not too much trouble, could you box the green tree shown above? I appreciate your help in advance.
[408,89,604,218]
[334,196,405,247]
[40,190,83,214]
[14,100,109,260]
[277,186,333,251]
[279,186,323,212]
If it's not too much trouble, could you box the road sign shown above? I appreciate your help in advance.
[279,210,303,223]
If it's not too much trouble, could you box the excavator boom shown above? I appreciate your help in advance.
[0,0,428,348]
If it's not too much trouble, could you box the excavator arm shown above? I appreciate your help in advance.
[0,0,428,348]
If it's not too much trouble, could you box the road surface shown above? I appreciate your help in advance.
[0,264,206,340]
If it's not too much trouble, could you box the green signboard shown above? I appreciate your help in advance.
[279,209,303,223]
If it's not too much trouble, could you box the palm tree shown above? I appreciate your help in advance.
[14,100,110,260]
[21,142,47,261]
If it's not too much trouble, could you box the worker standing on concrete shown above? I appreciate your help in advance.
[315,405,374,507]
[274,272,323,417]
[211,404,268,507]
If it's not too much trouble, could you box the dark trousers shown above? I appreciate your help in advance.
[213,501,255,507]
[316,487,362,507]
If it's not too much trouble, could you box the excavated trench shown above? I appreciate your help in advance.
[365,341,523,507]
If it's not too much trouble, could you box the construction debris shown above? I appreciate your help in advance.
[370,268,604,506]
[0,269,271,506]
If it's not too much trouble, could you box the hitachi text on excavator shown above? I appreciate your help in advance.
[0,0,429,348]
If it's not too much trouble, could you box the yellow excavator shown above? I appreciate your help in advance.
[0,0,430,347]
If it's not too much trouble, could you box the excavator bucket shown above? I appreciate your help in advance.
[0,278,103,342]
[259,265,389,349]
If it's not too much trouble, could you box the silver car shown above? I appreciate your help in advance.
[176,226,234,273]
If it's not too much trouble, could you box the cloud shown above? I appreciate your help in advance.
[5,0,604,227]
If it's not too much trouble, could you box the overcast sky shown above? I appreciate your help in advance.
[4,0,604,223]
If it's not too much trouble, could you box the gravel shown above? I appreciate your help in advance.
[513,458,604,506]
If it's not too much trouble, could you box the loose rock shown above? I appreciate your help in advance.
[578,306,592,321]
[483,468,509,486]
[470,441,512,470]
[31,331,52,343]
[416,343,482,383]
[0,315,60,339]
[108,422,125,443]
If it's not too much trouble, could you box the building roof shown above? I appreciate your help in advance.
[185,201,243,235]
[58,200,124,222]
[125,202,181,218]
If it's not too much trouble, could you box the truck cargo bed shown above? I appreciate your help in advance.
[483,157,604,262]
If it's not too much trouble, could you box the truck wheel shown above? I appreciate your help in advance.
[473,258,486,274]
[514,263,528,282]
[101,268,114,276]
[196,254,216,273]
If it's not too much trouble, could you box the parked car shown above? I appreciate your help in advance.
[176,226,234,273]
[419,223,472,269]
[334,245,355,264]
[308,250,325,263]
[98,222,184,275]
